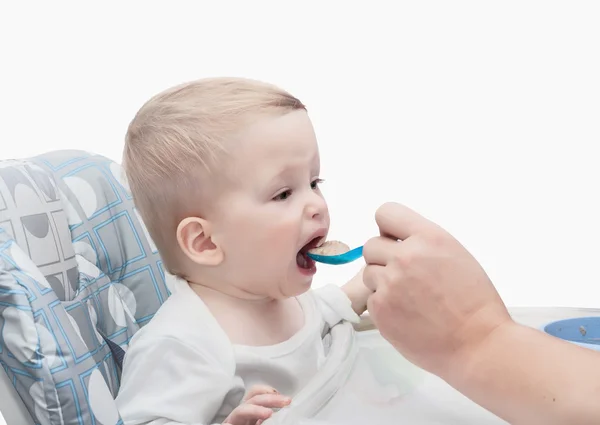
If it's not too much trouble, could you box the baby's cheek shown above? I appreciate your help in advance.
[261,221,299,249]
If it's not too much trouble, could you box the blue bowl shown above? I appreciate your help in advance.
[543,316,600,351]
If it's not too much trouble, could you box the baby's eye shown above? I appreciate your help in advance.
[273,190,292,201]
[311,178,324,189]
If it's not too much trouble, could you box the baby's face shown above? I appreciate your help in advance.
[209,110,330,299]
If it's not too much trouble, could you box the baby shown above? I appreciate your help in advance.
[114,77,372,425]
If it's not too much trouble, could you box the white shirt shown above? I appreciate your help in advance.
[115,280,360,425]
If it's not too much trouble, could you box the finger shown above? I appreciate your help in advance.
[363,264,399,294]
[375,202,432,241]
[363,236,400,266]
[366,288,389,324]
[362,264,386,292]
[244,384,279,400]
[227,404,273,423]
[244,393,292,409]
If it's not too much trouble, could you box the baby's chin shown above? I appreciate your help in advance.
[240,263,315,299]
[276,277,314,299]
[279,287,311,300]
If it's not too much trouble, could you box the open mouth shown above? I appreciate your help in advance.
[296,236,324,269]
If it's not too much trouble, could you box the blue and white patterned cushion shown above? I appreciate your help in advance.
[0,150,172,425]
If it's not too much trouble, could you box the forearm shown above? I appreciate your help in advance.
[341,267,372,316]
[446,321,600,425]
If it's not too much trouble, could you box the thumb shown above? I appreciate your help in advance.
[375,202,433,241]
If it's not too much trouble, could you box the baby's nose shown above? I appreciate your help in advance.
[305,196,327,220]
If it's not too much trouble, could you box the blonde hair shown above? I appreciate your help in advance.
[123,77,306,274]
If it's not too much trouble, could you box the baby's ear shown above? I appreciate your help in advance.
[176,217,224,266]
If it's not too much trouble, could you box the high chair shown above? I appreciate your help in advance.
[2,150,600,425]
[0,150,170,425]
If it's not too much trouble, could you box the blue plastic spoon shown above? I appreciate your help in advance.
[307,245,364,265]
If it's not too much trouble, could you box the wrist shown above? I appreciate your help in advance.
[445,318,521,386]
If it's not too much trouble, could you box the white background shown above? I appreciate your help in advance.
[1,0,599,334]
[0,2,599,424]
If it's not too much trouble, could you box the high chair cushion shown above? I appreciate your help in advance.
[0,150,171,425]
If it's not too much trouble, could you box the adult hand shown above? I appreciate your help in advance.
[362,202,512,378]
[363,202,600,425]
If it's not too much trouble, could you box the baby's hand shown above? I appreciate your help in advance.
[222,384,291,425]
